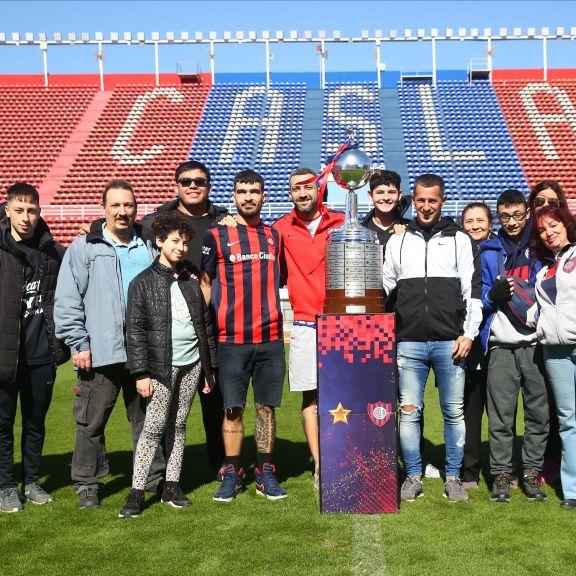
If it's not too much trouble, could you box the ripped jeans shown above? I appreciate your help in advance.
[397,340,466,478]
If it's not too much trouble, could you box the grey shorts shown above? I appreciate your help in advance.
[288,322,318,392]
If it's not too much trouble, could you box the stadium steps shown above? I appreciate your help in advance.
[379,88,409,190]
[39,90,114,204]
[300,89,323,169]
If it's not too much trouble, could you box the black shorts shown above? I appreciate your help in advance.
[217,339,286,409]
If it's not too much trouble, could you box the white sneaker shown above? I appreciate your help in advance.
[313,465,320,491]
[423,462,445,479]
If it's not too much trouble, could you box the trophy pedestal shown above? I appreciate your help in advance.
[324,288,385,314]
[317,313,399,513]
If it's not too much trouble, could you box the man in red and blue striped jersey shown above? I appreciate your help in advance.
[200,169,287,502]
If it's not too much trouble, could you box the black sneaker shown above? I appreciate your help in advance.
[560,499,576,510]
[490,473,511,503]
[523,470,548,501]
[77,488,100,509]
[118,490,145,518]
[161,481,191,508]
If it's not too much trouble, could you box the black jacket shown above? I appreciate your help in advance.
[126,258,217,385]
[140,198,228,239]
[0,214,69,383]
[361,208,411,250]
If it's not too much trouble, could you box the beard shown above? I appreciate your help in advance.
[236,203,260,219]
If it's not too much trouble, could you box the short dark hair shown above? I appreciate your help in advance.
[530,205,576,261]
[6,182,39,205]
[234,169,264,192]
[413,173,445,196]
[289,167,317,181]
[461,201,493,225]
[528,179,568,210]
[151,211,195,242]
[496,188,527,210]
[103,179,135,206]
[369,170,401,193]
[175,160,211,183]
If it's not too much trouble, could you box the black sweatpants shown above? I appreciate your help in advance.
[0,362,56,489]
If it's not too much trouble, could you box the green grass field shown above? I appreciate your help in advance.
[2,360,574,576]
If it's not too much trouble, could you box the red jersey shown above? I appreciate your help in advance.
[273,208,344,322]
[201,222,283,344]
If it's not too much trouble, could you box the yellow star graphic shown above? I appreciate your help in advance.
[329,402,352,424]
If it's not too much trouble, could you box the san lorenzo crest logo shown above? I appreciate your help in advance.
[367,402,392,427]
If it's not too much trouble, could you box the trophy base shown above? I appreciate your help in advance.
[323,289,386,314]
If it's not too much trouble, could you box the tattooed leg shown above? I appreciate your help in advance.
[255,404,276,454]
[222,406,244,456]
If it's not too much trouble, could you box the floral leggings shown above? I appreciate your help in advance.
[132,362,201,490]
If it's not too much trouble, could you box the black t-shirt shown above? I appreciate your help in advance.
[17,238,51,365]
[181,213,214,276]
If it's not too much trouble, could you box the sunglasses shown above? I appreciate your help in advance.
[534,196,559,208]
[178,177,209,188]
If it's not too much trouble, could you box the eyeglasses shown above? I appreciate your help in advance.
[498,211,527,223]
[178,177,209,188]
[533,196,560,208]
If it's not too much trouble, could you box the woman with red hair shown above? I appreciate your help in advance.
[531,205,576,510]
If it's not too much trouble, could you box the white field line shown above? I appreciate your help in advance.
[350,515,399,576]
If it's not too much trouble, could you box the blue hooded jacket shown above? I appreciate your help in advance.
[479,222,542,354]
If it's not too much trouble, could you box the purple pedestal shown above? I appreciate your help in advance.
[317,313,398,513]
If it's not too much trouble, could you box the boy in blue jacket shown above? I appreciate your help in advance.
[481,189,549,503]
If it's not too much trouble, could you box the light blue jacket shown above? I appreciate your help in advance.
[54,224,156,368]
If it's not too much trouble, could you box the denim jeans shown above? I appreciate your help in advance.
[397,340,466,478]
[543,345,576,500]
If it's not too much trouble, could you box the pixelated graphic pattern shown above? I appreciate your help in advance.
[319,436,398,513]
[317,314,395,365]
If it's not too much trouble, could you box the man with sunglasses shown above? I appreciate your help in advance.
[141,160,228,478]
[479,188,549,504]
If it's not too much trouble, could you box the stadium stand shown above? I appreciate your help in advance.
[0,85,97,196]
[2,70,576,244]
[398,79,528,201]
[322,82,387,168]
[54,83,210,205]
[187,83,306,203]
[493,78,576,197]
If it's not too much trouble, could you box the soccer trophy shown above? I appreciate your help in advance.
[317,130,398,513]
[323,130,385,313]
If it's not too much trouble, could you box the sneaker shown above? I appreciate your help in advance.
[523,470,548,501]
[400,476,424,502]
[560,499,576,510]
[24,483,54,505]
[118,489,145,518]
[423,462,445,479]
[444,477,469,502]
[161,482,192,508]
[255,463,288,500]
[215,464,226,483]
[490,473,511,503]
[213,464,244,502]
[313,465,320,492]
[0,487,23,513]
[77,488,100,509]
